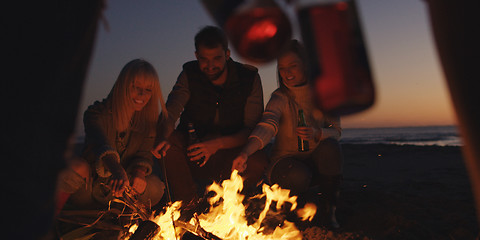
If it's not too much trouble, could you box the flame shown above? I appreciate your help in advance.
[151,201,183,239]
[144,170,316,240]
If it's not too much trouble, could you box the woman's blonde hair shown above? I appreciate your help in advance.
[109,59,167,133]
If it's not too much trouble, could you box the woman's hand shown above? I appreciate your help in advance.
[102,153,129,197]
[151,140,171,159]
[296,126,321,141]
[187,140,220,167]
[107,164,129,198]
[231,152,248,173]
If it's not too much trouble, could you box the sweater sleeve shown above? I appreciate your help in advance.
[157,71,190,141]
[243,90,286,156]
[243,74,264,131]
[82,100,120,177]
[318,115,342,141]
[125,129,156,176]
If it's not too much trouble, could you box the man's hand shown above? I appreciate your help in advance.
[152,140,171,159]
[231,152,248,173]
[187,139,221,167]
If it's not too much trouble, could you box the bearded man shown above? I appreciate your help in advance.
[152,26,268,204]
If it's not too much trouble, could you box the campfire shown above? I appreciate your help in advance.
[132,170,316,240]
[58,170,317,239]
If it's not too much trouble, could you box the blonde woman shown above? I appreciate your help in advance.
[56,59,167,214]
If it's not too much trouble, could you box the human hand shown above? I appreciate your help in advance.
[130,168,147,195]
[187,140,219,167]
[296,126,320,141]
[231,152,248,173]
[151,140,171,159]
[107,165,129,198]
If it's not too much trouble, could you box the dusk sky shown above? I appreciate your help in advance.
[75,0,457,136]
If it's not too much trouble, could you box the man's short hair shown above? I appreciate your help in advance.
[194,26,229,51]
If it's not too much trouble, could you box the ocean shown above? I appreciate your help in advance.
[74,125,462,147]
[340,125,462,147]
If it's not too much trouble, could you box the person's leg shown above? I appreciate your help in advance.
[137,174,165,209]
[312,138,343,228]
[164,130,197,203]
[269,157,312,196]
[240,149,269,194]
[55,158,91,215]
[204,147,269,194]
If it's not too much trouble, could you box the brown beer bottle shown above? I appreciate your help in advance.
[298,109,309,152]
[296,0,375,116]
[201,0,292,63]
[187,123,205,165]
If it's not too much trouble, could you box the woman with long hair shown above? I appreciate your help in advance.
[232,40,343,228]
[56,59,167,215]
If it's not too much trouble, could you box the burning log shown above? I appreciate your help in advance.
[117,186,152,221]
[129,220,160,240]
[117,186,164,239]
[143,171,318,239]
[174,213,222,240]
[57,185,163,239]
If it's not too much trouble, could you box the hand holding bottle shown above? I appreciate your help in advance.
[296,126,316,141]
[187,140,220,167]
[297,109,310,152]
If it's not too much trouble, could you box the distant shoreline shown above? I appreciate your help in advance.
[341,124,458,130]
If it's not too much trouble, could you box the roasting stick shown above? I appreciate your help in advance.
[158,154,178,240]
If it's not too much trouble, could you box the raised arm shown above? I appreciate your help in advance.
[152,72,190,158]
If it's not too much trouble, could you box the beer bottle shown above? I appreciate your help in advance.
[297,109,309,152]
[201,0,292,63]
[187,123,205,165]
[296,0,375,116]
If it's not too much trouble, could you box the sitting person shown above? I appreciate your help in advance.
[232,40,344,228]
[55,59,167,215]
[152,26,268,205]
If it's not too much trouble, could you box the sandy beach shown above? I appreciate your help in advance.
[66,142,478,239]
[315,143,479,240]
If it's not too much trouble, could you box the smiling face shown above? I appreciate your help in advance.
[277,51,307,87]
[130,76,153,111]
[195,45,230,82]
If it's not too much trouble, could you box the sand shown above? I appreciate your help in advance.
[66,143,479,239]
[310,143,479,240]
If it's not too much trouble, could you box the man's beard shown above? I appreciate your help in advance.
[204,66,226,81]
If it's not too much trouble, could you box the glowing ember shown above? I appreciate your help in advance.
[133,170,316,240]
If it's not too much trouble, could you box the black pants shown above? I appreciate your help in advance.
[164,130,269,203]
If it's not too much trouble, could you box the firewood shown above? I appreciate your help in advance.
[129,220,160,240]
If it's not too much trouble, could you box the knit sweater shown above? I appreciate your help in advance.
[243,83,342,163]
